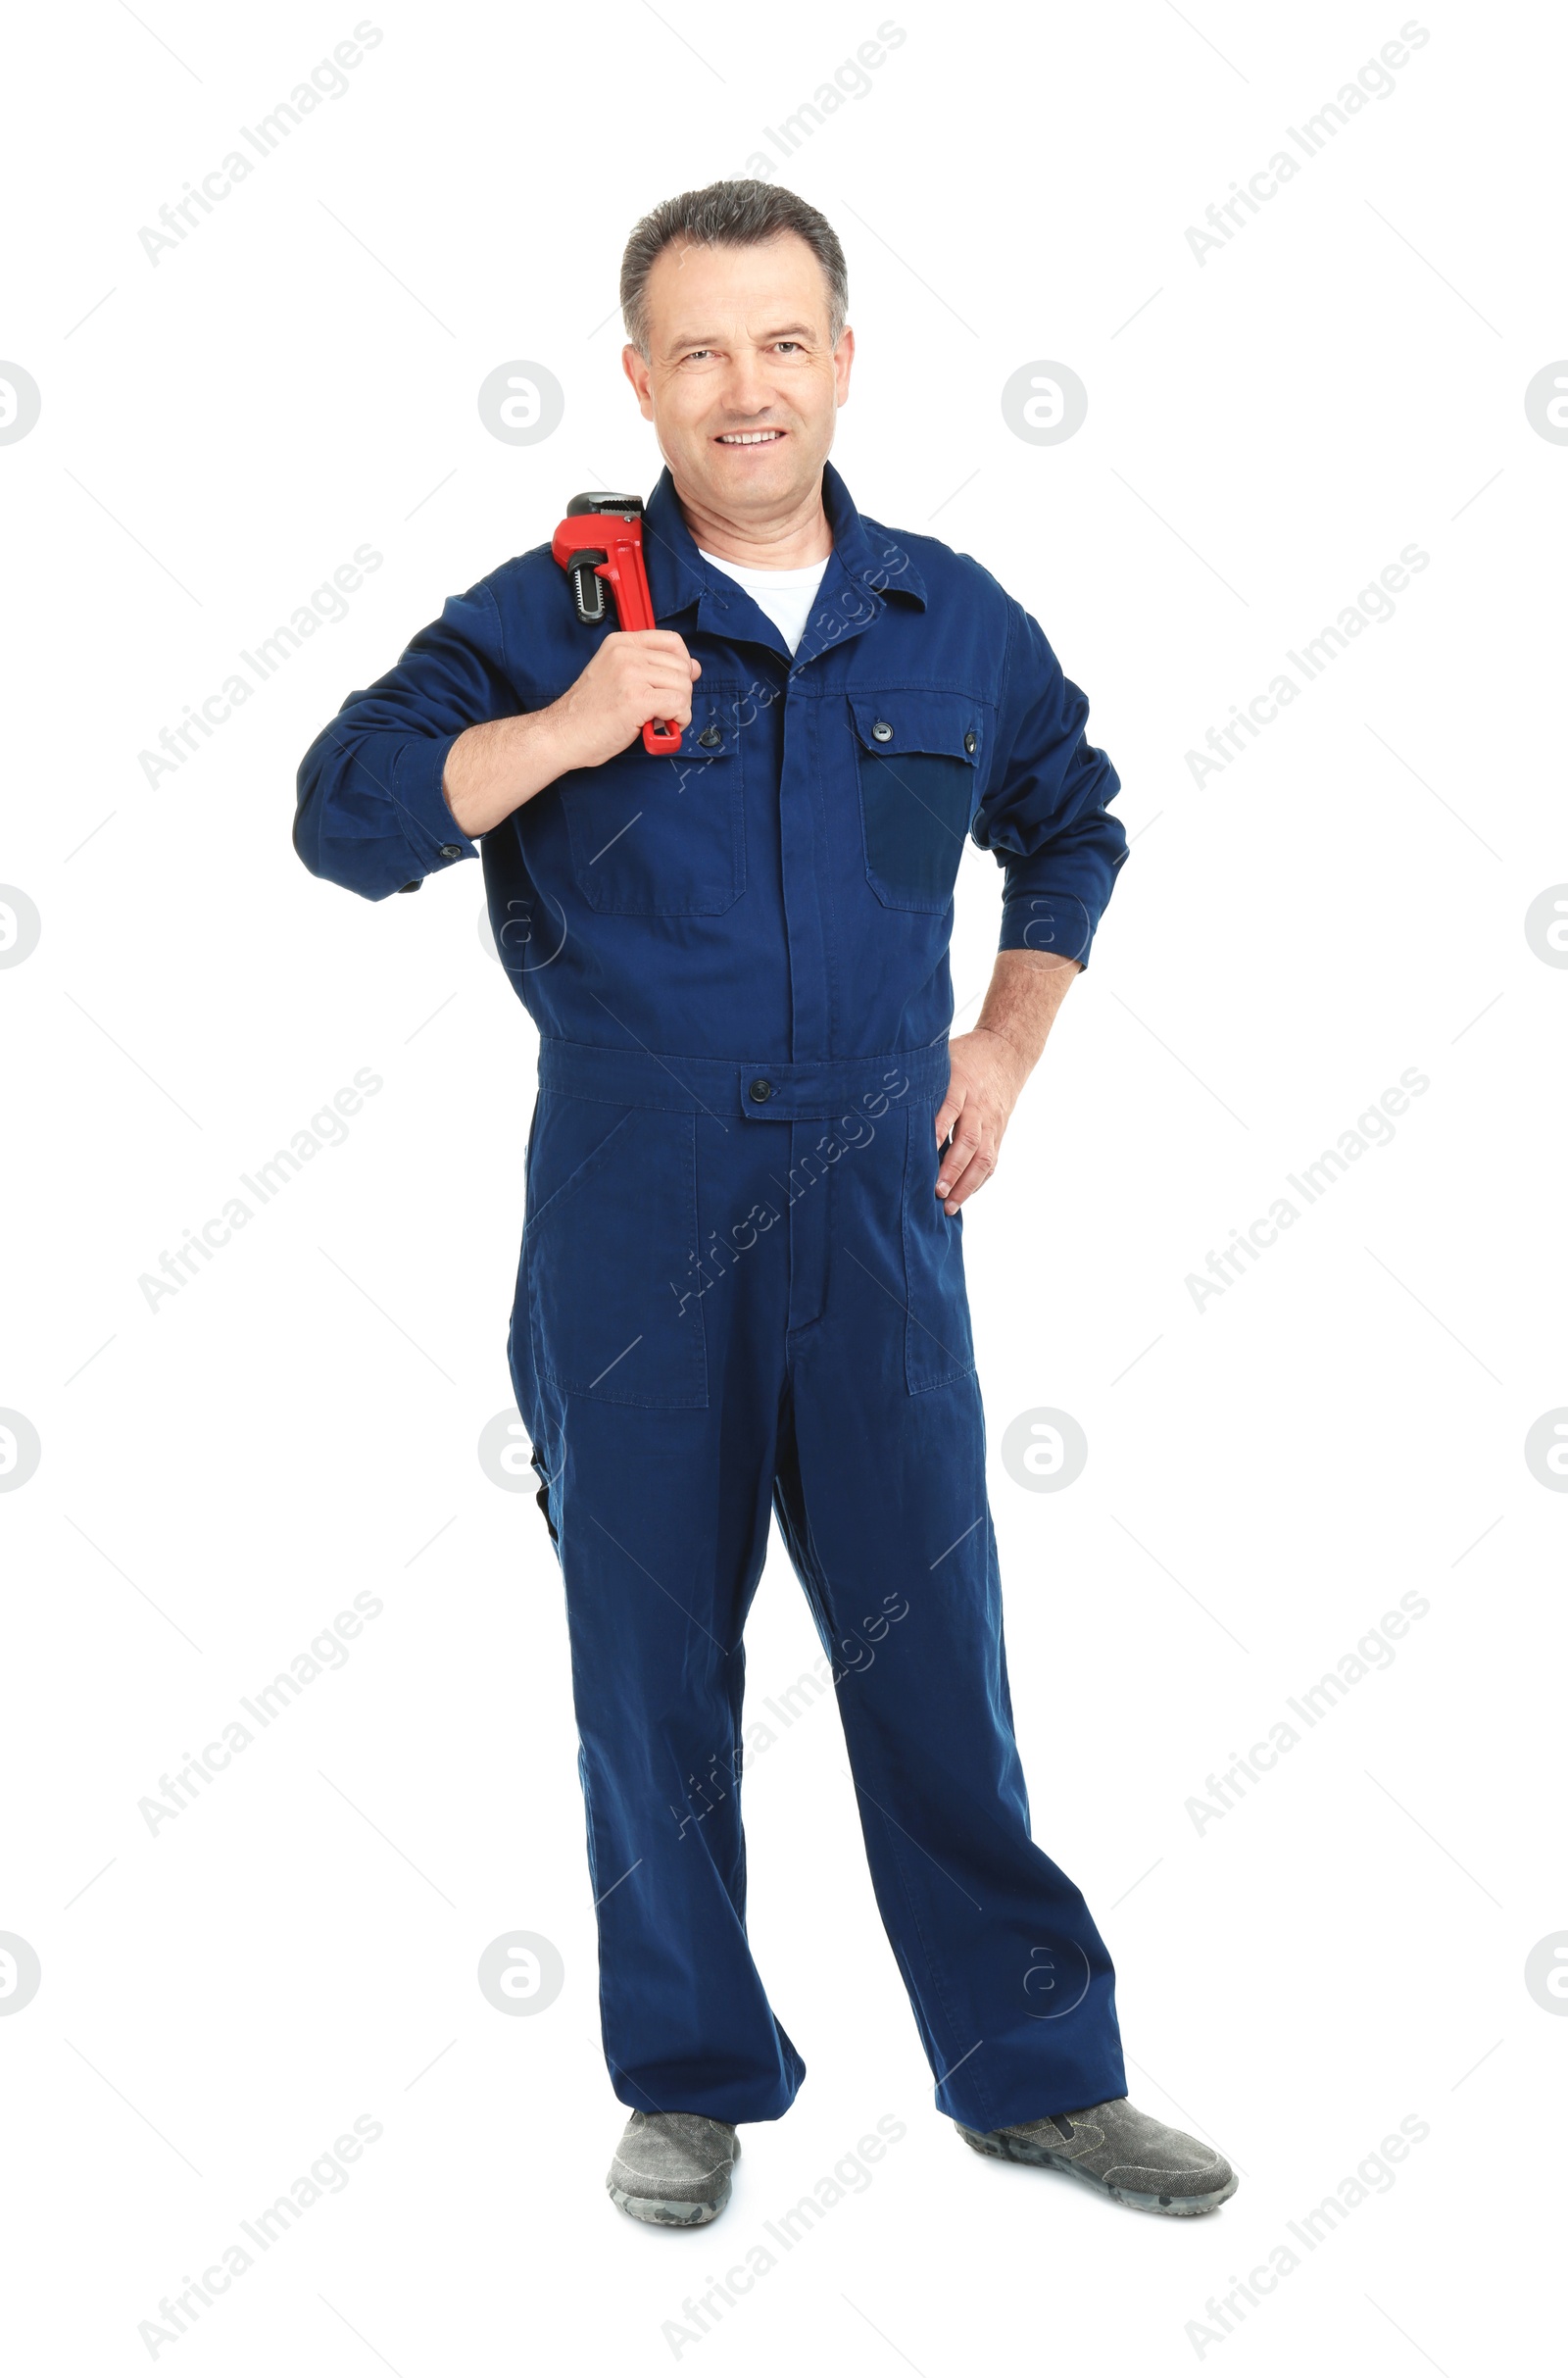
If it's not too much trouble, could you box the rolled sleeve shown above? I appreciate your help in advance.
[294,578,516,901]
[972,599,1128,966]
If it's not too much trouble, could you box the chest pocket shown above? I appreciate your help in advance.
[560,684,746,917]
[850,691,985,914]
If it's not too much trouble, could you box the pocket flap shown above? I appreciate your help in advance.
[848,690,982,765]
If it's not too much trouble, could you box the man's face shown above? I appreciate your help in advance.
[622,230,854,522]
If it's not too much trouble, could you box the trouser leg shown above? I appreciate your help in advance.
[772,1104,1127,2133]
[554,1399,804,2119]
[515,1092,805,2121]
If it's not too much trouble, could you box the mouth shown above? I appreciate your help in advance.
[714,428,786,446]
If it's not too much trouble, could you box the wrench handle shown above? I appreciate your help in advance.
[595,532,682,753]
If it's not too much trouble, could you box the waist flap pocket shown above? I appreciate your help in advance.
[524,1095,707,1409]
[560,684,747,917]
[850,689,985,914]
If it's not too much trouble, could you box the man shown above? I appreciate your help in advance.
[295,180,1237,2228]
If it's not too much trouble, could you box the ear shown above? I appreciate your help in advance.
[834,323,856,408]
[621,344,655,421]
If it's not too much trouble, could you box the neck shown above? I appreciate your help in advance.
[674,476,833,570]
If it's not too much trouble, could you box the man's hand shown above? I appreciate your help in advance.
[548,629,702,770]
[933,1028,1032,1213]
[442,630,702,840]
[933,950,1082,1213]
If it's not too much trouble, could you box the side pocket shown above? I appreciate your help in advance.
[902,1106,976,1394]
[524,1098,707,1410]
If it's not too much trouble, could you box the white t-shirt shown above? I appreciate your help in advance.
[697,547,831,655]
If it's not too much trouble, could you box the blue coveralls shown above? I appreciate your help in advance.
[295,461,1132,2132]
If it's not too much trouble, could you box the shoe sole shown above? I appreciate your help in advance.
[956,2123,1238,2217]
[607,2177,731,2227]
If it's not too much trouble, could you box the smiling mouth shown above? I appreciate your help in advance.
[714,428,786,445]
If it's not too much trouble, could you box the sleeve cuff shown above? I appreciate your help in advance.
[999,887,1097,966]
[393,733,478,873]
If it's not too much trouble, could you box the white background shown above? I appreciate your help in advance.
[2,1,1564,2369]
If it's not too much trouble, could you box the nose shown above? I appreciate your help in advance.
[715,349,779,420]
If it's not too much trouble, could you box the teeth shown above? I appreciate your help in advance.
[718,430,782,444]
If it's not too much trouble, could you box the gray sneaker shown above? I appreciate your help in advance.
[607,2110,740,2227]
[956,2096,1238,2216]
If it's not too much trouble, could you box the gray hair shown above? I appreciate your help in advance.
[620,179,849,359]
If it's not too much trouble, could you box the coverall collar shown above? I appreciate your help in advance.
[640,459,927,655]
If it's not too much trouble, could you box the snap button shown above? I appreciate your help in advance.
[439,844,463,861]
[870,719,893,743]
[963,730,977,755]
[696,724,722,749]
[748,1078,773,1104]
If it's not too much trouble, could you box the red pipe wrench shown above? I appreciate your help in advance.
[551,491,681,754]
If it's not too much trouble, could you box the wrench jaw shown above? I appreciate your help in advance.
[564,551,610,625]
[566,489,643,522]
